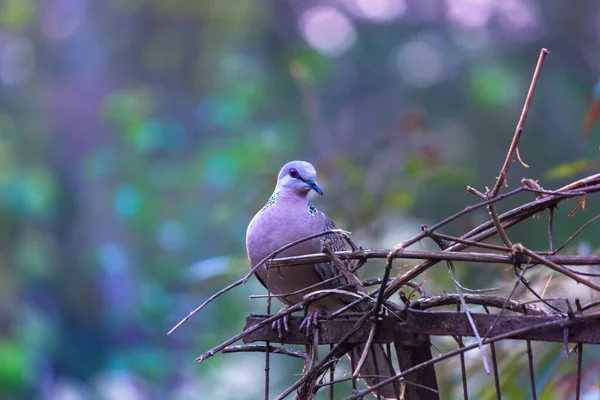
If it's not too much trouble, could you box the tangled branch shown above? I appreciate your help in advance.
[170,48,600,399]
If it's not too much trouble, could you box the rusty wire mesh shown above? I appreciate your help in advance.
[171,48,600,399]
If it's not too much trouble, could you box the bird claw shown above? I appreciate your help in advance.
[271,314,290,339]
[298,310,320,336]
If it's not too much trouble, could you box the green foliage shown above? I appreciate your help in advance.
[0,340,31,395]
[0,0,36,28]
[545,159,599,180]
[469,66,522,109]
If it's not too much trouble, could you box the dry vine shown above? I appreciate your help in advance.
[170,48,600,399]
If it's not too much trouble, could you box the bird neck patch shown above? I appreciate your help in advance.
[262,191,280,211]
[307,203,318,216]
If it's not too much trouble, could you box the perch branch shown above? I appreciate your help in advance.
[221,344,312,363]
[266,250,600,268]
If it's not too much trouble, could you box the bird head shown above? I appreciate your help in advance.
[276,160,323,196]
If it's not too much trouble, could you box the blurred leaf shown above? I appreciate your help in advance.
[386,190,415,211]
[0,340,30,394]
[544,159,598,180]
[102,88,154,126]
[0,0,36,28]
[582,100,600,137]
[15,230,54,276]
[338,157,365,186]
[405,154,425,177]
[0,167,58,217]
[289,49,333,84]
[583,81,600,136]
[422,166,473,184]
[157,0,259,23]
[22,167,58,216]
[469,66,521,109]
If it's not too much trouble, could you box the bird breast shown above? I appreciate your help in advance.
[246,201,322,267]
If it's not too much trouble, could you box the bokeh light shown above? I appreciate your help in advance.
[446,0,494,28]
[40,0,85,41]
[299,6,357,56]
[0,37,35,85]
[342,0,407,22]
[395,39,445,88]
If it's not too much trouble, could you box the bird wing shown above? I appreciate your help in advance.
[314,214,357,294]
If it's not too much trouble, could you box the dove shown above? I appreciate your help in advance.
[246,160,401,399]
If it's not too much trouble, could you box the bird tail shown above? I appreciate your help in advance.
[351,343,403,399]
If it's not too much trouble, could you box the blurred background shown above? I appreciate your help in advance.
[1,0,600,399]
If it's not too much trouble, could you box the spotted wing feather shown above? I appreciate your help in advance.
[314,214,357,295]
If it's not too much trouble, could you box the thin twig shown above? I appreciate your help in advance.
[514,270,564,314]
[482,264,528,342]
[581,299,600,312]
[329,344,335,400]
[456,335,469,400]
[489,202,513,248]
[484,48,549,251]
[248,274,343,299]
[515,244,600,292]
[424,230,511,253]
[467,186,486,199]
[575,343,583,400]
[490,48,549,197]
[265,284,272,400]
[526,340,537,400]
[353,321,377,376]
[540,274,552,298]
[220,344,312,363]
[548,207,555,253]
[489,341,502,400]
[553,214,600,254]
[374,244,405,318]
[322,243,367,294]
[411,293,556,316]
[447,260,490,373]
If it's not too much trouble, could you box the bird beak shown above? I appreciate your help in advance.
[306,180,324,195]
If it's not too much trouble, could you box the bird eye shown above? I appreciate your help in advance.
[289,168,299,178]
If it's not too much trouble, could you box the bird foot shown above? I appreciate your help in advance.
[271,314,290,339]
[299,310,320,336]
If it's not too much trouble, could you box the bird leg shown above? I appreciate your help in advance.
[271,313,290,339]
[299,309,321,336]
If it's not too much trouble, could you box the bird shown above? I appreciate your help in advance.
[246,160,401,399]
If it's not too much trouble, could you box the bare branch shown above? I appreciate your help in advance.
[491,48,549,197]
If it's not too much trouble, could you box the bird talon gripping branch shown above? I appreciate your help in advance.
[271,314,290,339]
